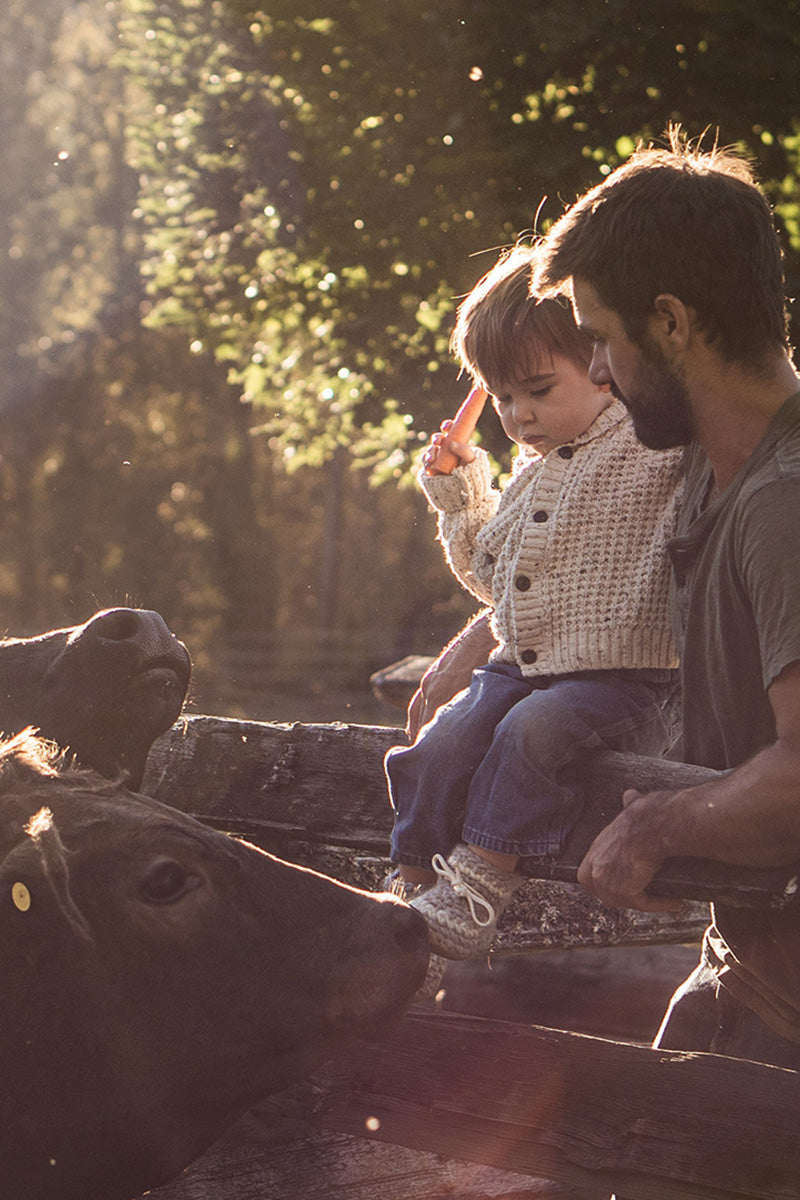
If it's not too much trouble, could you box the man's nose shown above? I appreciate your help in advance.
[588,344,612,387]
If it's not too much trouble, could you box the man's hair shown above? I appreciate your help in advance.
[533,128,790,364]
[451,244,593,393]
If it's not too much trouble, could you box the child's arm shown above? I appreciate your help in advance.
[419,449,499,605]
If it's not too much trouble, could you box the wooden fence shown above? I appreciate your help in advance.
[138,715,800,1200]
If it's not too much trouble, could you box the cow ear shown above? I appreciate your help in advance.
[0,838,46,927]
[0,822,93,942]
[0,729,62,787]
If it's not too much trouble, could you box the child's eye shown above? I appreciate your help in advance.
[529,386,552,399]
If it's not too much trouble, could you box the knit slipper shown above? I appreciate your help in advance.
[382,868,433,903]
[410,843,523,960]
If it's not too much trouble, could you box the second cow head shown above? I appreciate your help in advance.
[0,608,191,788]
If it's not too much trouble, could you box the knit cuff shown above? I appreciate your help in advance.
[418,449,495,513]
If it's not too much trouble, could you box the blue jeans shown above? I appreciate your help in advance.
[387,661,680,868]
[655,946,800,1069]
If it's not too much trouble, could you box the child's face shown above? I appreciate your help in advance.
[489,354,613,456]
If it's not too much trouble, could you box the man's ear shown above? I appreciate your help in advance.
[649,293,694,352]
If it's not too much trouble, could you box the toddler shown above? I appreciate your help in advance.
[385,245,682,964]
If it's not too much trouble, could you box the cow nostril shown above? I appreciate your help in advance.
[91,609,143,643]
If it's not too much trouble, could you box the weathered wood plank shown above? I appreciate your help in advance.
[143,716,709,949]
[143,716,799,951]
[540,748,800,908]
[144,1126,571,1200]
[135,718,800,1200]
[141,995,800,1200]
[315,1009,800,1200]
[143,717,401,847]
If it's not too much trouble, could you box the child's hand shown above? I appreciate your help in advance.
[422,420,478,475]
[406,611,497,738]
[423,386,488,476]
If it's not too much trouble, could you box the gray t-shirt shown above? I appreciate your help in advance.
[670,391,800,769]
[669,391,800,1039]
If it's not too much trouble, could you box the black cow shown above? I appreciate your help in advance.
[0,732,428,1200]
[0,608,191,788]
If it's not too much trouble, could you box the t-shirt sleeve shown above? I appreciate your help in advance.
[738,477,800,689]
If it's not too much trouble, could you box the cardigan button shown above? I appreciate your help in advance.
[557,446,574,459]
[520,649,538,664]
[515,574,531,591]
[533,510,549,523]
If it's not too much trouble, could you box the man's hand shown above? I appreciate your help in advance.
[577,787,684,913]
[578,663,800,912]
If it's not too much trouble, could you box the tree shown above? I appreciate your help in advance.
[120,0,800,483]
[2,0,799,708]
[0,0,283,651]
[118,0,516,478]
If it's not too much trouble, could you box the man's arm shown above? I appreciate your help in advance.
[577,659,800,912]
[406,610,498,739]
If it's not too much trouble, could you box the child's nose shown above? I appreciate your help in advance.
[510,394,534,422]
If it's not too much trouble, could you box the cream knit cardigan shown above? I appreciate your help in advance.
[420,401,682,675]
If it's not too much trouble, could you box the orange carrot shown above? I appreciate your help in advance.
[426,385,488,475]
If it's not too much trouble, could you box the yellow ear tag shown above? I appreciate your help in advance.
[12,882,31,913]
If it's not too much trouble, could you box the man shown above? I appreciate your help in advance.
[531,128,800,1067]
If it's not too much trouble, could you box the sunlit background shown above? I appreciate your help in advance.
[2,0,798,722]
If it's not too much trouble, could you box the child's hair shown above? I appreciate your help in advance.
[450,244,593,395]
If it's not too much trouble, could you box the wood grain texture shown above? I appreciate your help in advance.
[144,1008,800,1200]
[317,1009,800,1200]
[143,716,799,953]
[135,718,800,1200]
[145,1126,570,1200]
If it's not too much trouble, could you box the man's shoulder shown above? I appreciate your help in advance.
[755,390,800,481]
[744,438,800,499]
[774,428,800,478]
[684,392,800,491]
[733,442,800,546]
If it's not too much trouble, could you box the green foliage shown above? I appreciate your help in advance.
[118,0,511,476]
[0,0,286,657]
[118,0,800,485]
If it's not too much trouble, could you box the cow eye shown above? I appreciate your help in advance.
[139,859,202,905]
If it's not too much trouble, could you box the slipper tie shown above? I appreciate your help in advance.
[429,852,496,927]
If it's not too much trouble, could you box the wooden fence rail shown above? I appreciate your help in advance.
[143,715,799,951]
[139,715,800,1200]
[319,1008,800,1200]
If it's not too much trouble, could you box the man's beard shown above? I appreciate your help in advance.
[611,344,694,450]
